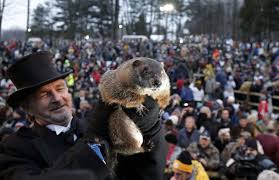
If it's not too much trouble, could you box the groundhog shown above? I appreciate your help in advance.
[99,57,170,155]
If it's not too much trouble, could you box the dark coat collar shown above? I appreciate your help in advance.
[31,117,85,166]
[32,117,85,138]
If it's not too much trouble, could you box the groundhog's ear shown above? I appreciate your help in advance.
[132,60,142,67]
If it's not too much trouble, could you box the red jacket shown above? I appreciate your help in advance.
[258,100,268,120]
[256,134,279,166]
[91,71,101,85]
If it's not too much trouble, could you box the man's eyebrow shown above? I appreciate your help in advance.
[55,83,67,88]
[37,86,49,94]
[36,90,48,97]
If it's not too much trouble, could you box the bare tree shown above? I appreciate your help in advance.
[112,0,120,40]
[0,0,6,40]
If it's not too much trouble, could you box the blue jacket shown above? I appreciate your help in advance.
[177,128,200,148]
[180,87,194,102]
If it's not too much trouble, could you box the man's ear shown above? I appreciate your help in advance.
[22,103,35,123]
[20,96,34,116]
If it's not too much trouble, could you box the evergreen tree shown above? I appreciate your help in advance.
[52,0,115,40]
[240,0,279,40]
[30,3,53,38]
[134,13,148,35]
[95,0,113,39]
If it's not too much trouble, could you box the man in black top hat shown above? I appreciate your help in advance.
[0,51,167,180]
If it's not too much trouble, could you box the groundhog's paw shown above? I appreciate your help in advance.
[136,104,148,116]
[142,139,154,152]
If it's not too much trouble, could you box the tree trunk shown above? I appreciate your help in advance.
[112,0,119,40]
[232,0,238,39]
[0,0,6,40]
[148,0,154,37]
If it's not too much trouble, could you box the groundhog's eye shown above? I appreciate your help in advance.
[143,67,149,74]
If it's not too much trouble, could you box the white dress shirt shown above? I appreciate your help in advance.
[46,122,71,135]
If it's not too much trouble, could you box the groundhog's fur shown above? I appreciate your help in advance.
[99,57,170,155]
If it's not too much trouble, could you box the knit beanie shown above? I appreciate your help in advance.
[173,151,193,173]
[165,133,178,145]
[245,138,258,150]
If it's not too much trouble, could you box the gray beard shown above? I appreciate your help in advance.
[36,110,73,127]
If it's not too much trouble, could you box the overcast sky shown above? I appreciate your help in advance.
[2,0,48,30]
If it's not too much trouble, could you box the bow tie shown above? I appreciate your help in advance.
[60,121,78,145]
[61,129,77,145]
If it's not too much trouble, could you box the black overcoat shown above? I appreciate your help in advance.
[0,118,167,180]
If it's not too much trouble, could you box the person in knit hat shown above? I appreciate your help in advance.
[245,138,258,152]
[171,150,209,180]
[224,138,278,179]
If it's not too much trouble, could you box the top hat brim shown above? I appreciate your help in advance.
[7,71,71,108]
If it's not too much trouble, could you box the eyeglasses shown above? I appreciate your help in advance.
[174,171,191,178]
[174,172,183,177]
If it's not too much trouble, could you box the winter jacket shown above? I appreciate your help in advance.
[177,128,200,148]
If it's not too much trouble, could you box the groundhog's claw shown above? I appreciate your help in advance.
[136,104,148,116]
[142,139,154,152]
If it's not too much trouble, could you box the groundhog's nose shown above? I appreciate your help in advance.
[153,79,161,87]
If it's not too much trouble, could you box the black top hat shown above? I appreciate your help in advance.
[7,51,72,108]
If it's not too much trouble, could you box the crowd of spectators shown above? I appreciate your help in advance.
[0,34,278,179]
